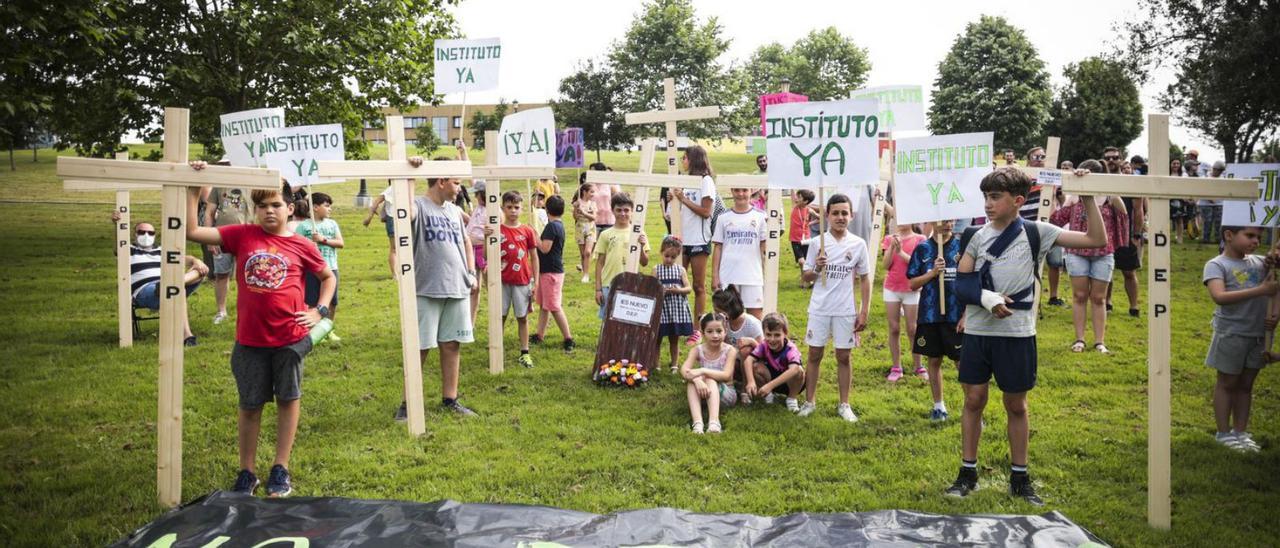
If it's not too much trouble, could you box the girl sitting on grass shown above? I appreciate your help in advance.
[680,312,738,434]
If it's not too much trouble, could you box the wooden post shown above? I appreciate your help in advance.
[764,189,784,313]
[484,130,504,374]
[1034,137,1062,224]
[626,139,658,273]
[156,107,189,508]
[385,117,429,436]
[115,152,132,348]
[865,148,893,289]
[1146,113,1173,530]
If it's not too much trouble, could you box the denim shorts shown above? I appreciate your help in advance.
[133,280,201,311]
[1064,253,1114,281]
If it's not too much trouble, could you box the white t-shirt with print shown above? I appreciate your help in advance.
[680,175,717,246]
[804,231,870,316]
[712,208,768,286]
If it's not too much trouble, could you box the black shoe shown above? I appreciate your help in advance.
[1047,297,1065,307]
[1129,308,1140,318]
[1105,303,1113,312]
[563,338,576,352]
[529,335,543,345]
[945,467,979,497]
[184,336,198,347]
[394,401,408,422]
[1010,473,1044,506]
[265,464,292,498]
[232,469,259,495]
[443,400,478,417]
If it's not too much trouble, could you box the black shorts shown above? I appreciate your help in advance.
[913,322,962,362]
[958,334,1036,393]
[1114,245,1141,272]
[683,243,711,257]
[791,242,808,262]
[304,269,338,308]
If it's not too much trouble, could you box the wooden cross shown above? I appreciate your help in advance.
[318,115,472,436]
[476,130,558,374]
[623,77,721,241]
[56,107,280,508]
[1015,114,1256,530]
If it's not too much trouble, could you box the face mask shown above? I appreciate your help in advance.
[137,234,156,248]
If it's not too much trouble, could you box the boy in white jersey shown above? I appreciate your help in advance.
[711,187,768,319]
[798,193,870,422]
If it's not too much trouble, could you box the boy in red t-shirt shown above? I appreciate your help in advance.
[185,168,335,499]
[486,190,540,368]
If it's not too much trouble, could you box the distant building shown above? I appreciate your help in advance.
[362,102,549,148]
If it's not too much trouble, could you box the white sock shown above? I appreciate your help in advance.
[933,401,947,412]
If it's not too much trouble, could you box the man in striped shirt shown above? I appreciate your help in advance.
[124,220,207,346]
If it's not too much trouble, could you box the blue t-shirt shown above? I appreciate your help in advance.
[907,235,962,324]
[537,219,565,274]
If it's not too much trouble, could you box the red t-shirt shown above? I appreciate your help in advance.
[500,224,537,285]
[218,224,327,347]
[790,205,808,243]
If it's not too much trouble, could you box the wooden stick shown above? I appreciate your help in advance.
[307,184,317,232]
[459,92,468,150]
[937,230,947,316]
[625,139,657,273]
[484,130,504,374]
[818,186,826,288]
[664,78,683,244]
[115,152,132,348]
[385,116,428,436]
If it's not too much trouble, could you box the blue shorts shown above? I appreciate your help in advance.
[958,334,1037,393]
[597,286,612,320]
[305,269,338,308]
[384,216,395,237]
[133,280,201,311]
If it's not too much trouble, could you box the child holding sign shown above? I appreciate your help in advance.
[798,194,871,422]
[881,218,926,382]
[712,187,768,319]
[907,220,963,421]
[680,312,739,434]
[296,193,343,340]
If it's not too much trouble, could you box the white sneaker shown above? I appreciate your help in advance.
[739,393,752,406]
[691,421,704,434]
[797,401,817,417]
[785,398,800,412]
[1233,432,1261,452]
[213,312,227,324]
[837,403,859,423]
[581,275,590,284]
[1216,432,1245,451]
[764,393,776,405]
[707,420,722,434]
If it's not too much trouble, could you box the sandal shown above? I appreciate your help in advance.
[1071,340,1086,353]
[1094,342,1110,354]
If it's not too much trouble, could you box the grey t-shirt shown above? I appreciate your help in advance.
[727,314,764,345]
[412,196,470,299]
[1202,254,1268,337]
[963,221,1063,337]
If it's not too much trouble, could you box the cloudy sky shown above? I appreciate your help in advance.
[447,0,1217,162]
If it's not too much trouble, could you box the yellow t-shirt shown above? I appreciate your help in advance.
[595,226,650,288]
[535,180,558,200]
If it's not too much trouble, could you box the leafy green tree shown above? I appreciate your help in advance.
[468,100,508,150]
[1044,57,1144,164]
[928,15,1051,153]
[552,60,628,163]
[1253,139,1280,163]
[734,28,871,134]
[1120,0,1279,162]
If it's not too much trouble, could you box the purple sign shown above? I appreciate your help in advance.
[759,92,808,135]
[556,128,584,168]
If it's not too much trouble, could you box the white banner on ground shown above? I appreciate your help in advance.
[849,85,926,132]
[892,132,993,225]
[434,38,502,94]
[261,124,346,189]
[764,99,881,190]
[219,108,285,167]
[496,108,556,167]
[1222,164,1280,227]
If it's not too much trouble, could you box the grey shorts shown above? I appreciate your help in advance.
[417,296,474,350]
[1046,246,1065,269]
[1205,332,1267,375]
[231,337,313,410]
[502,283,533,319]
[213,253,236,276]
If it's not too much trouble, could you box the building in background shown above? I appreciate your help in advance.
[363,102,548,148]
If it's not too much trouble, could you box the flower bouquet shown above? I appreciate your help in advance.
[593,359,650,388]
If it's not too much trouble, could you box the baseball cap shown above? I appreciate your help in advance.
[471,179,486,193]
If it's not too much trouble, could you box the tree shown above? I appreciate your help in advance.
[468,100,508,150]
[734,28,871,134]
[928,15,1052,154]
[1043,57,1144,164]
[607,0,739,139]
[552,60,628,162]
[1119,0,1280,162]
[1253,139,1280,163]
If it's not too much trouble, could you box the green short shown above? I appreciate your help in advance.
[416,296,474,350]
[1205,332,1266,375]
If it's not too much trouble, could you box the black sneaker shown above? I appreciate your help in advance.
[529,334,544,345]
[394,401,408,422]
[443,399,478,417]
[1129,308,1140,318]
[232,469,259,495]
[184,336,198,347]
[1010,473,1044,506]
[1047,297,1065,307]
[1105,303,1113,312]
[265,464,292,498]
[945,467,979,497]
[563,338,576,352]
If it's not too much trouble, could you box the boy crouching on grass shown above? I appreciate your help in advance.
[186,168,335,498]
[1204,225,1277,452]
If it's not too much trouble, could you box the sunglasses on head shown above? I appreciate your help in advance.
[136,230,155,235]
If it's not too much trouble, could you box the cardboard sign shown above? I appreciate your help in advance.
[1222,164,1280,227]
[594,272,662,373]
[759,92,808,136]
[849,85,926,132]
[261,124,346,189]
[764,99,881,190]
[219,108,285,167]
[892,132,993,225]
[556,128,584,168]
[433,38,501,94]
[497,108,556,167]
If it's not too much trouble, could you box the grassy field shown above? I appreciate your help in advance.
[0,146,1276,546]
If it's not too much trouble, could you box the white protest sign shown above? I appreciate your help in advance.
[849,85,926,132]
[610,292,657,327]
[764,98,881,190]
[219,108,285,167]
[261,124,346,189]
[496,107,556,167]
[1222,164,1280,227]
[892,132,993,225]
[434,38,501,94]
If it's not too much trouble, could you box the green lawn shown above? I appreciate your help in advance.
[0,147,1276,546]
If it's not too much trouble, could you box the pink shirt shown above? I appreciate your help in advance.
[592,184,616,226]
[1051,200,1128,257]
[881,233,925,293]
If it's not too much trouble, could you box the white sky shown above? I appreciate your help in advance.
[448,0,1219,163]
